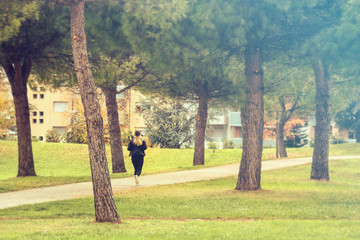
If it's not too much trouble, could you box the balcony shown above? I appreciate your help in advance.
[229,112,241,126]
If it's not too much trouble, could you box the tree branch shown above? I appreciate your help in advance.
[116,71,151,94]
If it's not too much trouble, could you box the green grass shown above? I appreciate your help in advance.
[0,158,359,240]
[1,140,359,192]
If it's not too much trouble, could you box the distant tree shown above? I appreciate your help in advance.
[143,97,196,148]
[335,102,360,143]
[85,1,157,173]
[264,57,315,158]
[0,72,15,131]
[66,105,87,144]
[284,123,308,148]
[122,0,237,166]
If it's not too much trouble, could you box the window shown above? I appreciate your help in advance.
[40,111,44,116]
[53,127,67,135]
[33,112,37,117]
[39,119,44,124]
[33,119,37,124]
[33,94,37,99]
[135,102,143,111]
[54,101,68,112]
[40,87,45,92]
[40,94,44,99]
[39,136,43,141]
[116,85,125,99]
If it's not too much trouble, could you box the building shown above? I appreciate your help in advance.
[206,109,243,148]
[27,85,76,141]
[28,83,146,141]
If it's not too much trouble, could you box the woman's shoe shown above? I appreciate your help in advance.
[135,175,139,185]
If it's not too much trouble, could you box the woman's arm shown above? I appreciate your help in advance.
[142,140,147,151]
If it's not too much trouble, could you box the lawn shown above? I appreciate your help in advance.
[0,158,359,239]
[0,140,359,192]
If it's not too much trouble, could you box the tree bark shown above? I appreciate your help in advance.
[193,82,209,166]
[356,129,360,143]
[276,117,288,158]
[2,49,36,177]
[311,58,330,181]
[276,98,288,158]
[70,0,120,223]
[235,45,264,191]
[104,87,126,173]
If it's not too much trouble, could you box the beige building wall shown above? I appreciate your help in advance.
[28,85,77,141]
[128,90,146,134]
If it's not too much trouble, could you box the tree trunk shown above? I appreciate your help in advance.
[311,58,330,181]
[70,1,120,223]
[276,116,288,158]
[235,45,264,191]
[2,50,36,177]
[104,87,126,173]
[193,83,209,166]
[356,129,360,143]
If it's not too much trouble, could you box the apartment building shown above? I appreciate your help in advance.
[206,109,243,148]
[28,83,146,141]
[206,109,277,148]
[28,85,76,141]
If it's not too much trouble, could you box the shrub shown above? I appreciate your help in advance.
[121,129,134,145]
[331,136,347,144]
[223,139,235,149]
[208,141,218,149]
[46,129,61,143]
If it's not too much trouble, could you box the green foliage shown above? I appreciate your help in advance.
[207,141,218,150]
[284,125,308,148]
[121,128,133,145]
[45,129,61,143]
[222,139,235,149]
[0,1,75,87]
[330,136,347,145]
[122,0,237,102]
[0,74,15,130]
[335,101,360,142]
[0,0,40,42]
[143,97,196,148]
[65,112,87,144]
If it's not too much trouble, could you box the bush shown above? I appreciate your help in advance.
[121,129,134,145]
[46,129,61,143]
[65,127,87,144]
[223,139,235,149]
[208,141,218,149]
[331,136,347,144]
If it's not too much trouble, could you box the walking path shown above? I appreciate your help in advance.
[1,155,359,210]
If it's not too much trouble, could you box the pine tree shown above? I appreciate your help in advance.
[0,1,70,177]
[122,0,236,166]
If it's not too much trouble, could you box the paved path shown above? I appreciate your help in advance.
[1,156,359,210]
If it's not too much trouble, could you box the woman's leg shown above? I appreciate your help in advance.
[135,156,144,176]
[131,157,137,176]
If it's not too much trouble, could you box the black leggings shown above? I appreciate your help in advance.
[131,155,144,176]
